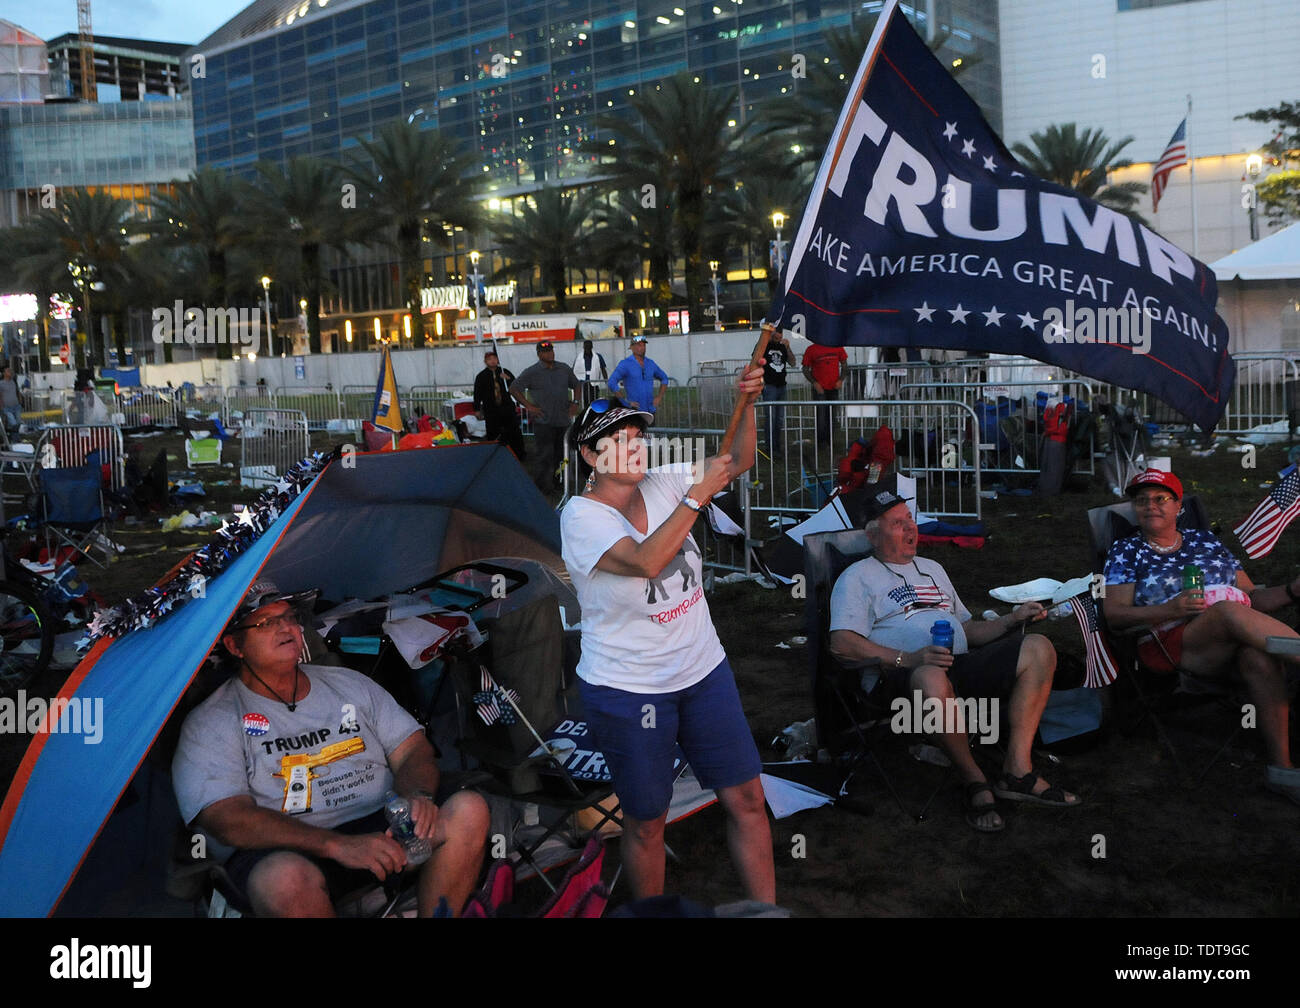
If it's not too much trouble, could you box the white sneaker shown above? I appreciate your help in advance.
[1265,765,1300,807]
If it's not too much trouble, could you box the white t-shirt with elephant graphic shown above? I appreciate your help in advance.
[562,464,726,693]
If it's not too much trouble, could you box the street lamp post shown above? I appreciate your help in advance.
[260,276,273,357]
[771,211,786,279]
[709,259,722,332]
[469,250,484,344]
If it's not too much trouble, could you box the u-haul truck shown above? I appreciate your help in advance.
[455,312,624,344]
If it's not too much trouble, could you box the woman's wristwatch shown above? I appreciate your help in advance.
[681,494,708,512]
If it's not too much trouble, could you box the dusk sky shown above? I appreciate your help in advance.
[1,0,251,45]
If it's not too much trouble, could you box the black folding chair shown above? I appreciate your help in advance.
[802,528,946,821]
[446,593,621,890]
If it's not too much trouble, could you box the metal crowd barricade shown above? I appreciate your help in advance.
[239,408,309,488]
[750,398,982,524]
[37,424,127,490]
[407,384,471,428]
[223,385,275,426]
[897,378,1096,481]
[113,386,178,428]
[1218,354,1300,437]
[342,384,379,429]
[273,386,346,432]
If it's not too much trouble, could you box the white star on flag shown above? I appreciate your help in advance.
[948,304,969,323]
[942,121,958,140]
[1018,310,1038,329]
[914,302,936,322]
[982,307,1004,326]
[961,138,976,158]
[982,155,996,172]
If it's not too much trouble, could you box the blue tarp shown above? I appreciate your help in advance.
[0,443,561,916]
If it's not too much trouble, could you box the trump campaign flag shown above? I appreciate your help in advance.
[768,0,1235,432]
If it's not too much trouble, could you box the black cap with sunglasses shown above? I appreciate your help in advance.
[226,578,317,635]
[569,396,653,451]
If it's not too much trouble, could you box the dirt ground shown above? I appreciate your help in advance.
[2,429,1298,933]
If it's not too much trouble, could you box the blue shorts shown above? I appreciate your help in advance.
[578,658,762,821]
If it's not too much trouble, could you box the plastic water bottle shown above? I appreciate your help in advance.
[1182,564,1204,599]
[383,790,431,868]
[930,619,954,651]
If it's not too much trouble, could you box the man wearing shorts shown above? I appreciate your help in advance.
[173,579,488,916]
[829,490,1082,831]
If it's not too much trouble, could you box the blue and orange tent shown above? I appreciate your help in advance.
[0,443,560,916]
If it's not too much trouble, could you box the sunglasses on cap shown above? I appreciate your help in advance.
[537,341,554,350]
[235,611,303,633]
[631,336,647,343]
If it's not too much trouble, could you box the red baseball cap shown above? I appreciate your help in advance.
[1126,468,1182,500]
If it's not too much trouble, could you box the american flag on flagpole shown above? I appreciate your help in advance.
[1234,465,1300,559]
[1152,118,1188,213]
[1069,593,1121,688]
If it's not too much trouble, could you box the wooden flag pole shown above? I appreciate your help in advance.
[718,322,777,456]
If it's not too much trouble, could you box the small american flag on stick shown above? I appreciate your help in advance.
[1234,465,1300,559]
[1069,592,1121,688]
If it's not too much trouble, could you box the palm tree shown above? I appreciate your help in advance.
[763,12,972,171]
[18,190,135,369]
[594,72,752,329]
[588,188,673,321]
[1010,123,1149,223]
[489,187,595,312]
[244,158,363,354]
[347,120,483,345]
[141,167,249,309]
[716,167,814,311]
[0,223,63,371]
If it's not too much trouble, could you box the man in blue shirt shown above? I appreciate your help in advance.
[608,336,669,420]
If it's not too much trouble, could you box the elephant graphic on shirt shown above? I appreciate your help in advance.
[645,537,700,604]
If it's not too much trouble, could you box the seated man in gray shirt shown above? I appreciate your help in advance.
[173,579,489,916]
[828,490,1081,832]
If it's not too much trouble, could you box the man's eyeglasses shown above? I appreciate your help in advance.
[237,612,301,633]
[1135,493,1176,507]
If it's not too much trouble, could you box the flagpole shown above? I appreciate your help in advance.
[1187,94,1199,259]
[718,322,775,454]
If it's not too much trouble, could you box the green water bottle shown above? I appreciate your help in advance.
[1182,564,1204,598]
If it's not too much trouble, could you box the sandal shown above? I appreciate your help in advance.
[994,770,1081,807]
[963,781,1004,833]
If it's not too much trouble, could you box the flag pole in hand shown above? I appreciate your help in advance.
[718,322,776,455]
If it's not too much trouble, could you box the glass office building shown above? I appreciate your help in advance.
[191,0,999,340]
[194,0,1000,191]
[0,98,195,226]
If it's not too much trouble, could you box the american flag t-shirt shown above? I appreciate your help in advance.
[886,581,952,618]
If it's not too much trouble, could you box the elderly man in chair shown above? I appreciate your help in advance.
[173,579,489,916]
[828,490,1082,831]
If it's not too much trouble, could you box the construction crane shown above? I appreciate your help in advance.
[77,0,97,102]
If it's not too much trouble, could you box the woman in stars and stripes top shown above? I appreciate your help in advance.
[1101,467,1300,806]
